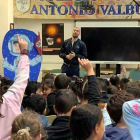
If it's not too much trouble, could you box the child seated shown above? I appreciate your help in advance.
[120,78,129,91]
[11,110,46,140]
[72,58,100,106]
[22,81,40,109]
[0,35,29,139]
[47,89,78,140]
[47,74,70,115]
[70,104,104,140]
[42,73,56,83]
[106,85,118,95]
[42,79,54,99]
[123,98,140,140]
[97,77,110,103]
[126,81,140,99]
[102,92,134,140]
[36,82,43,95]
[27,94,50,128]
[110,75,120,90]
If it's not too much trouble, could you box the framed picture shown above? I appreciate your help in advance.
[42,23,64,55]
[10,23,14,30]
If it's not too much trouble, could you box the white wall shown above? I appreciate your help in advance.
[0,0,13,76]
[14,19,75,81]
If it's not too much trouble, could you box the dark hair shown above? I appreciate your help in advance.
[0,87,4,117]
[107,85,118,95]
[54,74,70,89]
[42,73,55,83]
[120,78,129,90]
[25,81,38,96]
[0,77,14,117]
[97,78,109,92]
[55,89,78,114]
[27,94,46,114]
[0,77,13,87]
[110,75,120,89]
[36,82,42,90]
[0,77,13,95]
[42,79,54,91]
[135,81,140,87]
[107,92,135,123]
[11,110,46,140]
[126,81,139,88]
[126,81,140,98]
[70,104,103,140]
[72,77,88,100]
[126,87,140,98]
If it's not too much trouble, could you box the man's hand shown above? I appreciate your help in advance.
[70,52,75,59]
[78,58,95,76]
[17,34,28,51]
[66,54,72,60]
[66,52,76,60]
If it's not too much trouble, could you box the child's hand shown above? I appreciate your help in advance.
[17,34,28,51]
[78,58,95,76]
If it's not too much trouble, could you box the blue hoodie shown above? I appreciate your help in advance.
[102,124,132,140]
[39,115,50,129]
[123,99,140,140]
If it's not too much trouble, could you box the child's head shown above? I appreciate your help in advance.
[72,77,88,103]
[126,81,140,98]
[70,104,104,140]
[11,110,44,140]
[54,89,78,115]
[54,74,70,90]
[126,86,140,99]
[107,92,135,124]
[120,78,129,90]
[42,79,54,99]
[97,78,109,93]
[27,94,46,115]
[25,81,39,96]
[42,73,56,83]
[0,76,13,87]
[0,77,13,117]
[107,85,118,95]
[126,81,139,88]
[36,82,43,95]
[110,75,120,89]
[0,77,13,95]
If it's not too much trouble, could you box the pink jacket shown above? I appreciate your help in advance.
[0,55,29,140]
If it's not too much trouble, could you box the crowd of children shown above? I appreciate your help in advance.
[0,35,140,140]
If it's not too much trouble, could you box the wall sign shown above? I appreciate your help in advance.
[14,0,140,19]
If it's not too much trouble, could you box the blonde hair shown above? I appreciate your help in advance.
[11,110,46,140]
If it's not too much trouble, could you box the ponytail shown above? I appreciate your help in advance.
[12,133,32,140]
[72,77,84,99]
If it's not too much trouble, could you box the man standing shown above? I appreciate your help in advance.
[59,27,87,77]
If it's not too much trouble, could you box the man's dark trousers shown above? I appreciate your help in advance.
[61,63,79,77]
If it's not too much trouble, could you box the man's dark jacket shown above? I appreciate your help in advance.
[59,38,87,65]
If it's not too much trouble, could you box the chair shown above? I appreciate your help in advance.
[46,115,57,124]
[129,69,140,81]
